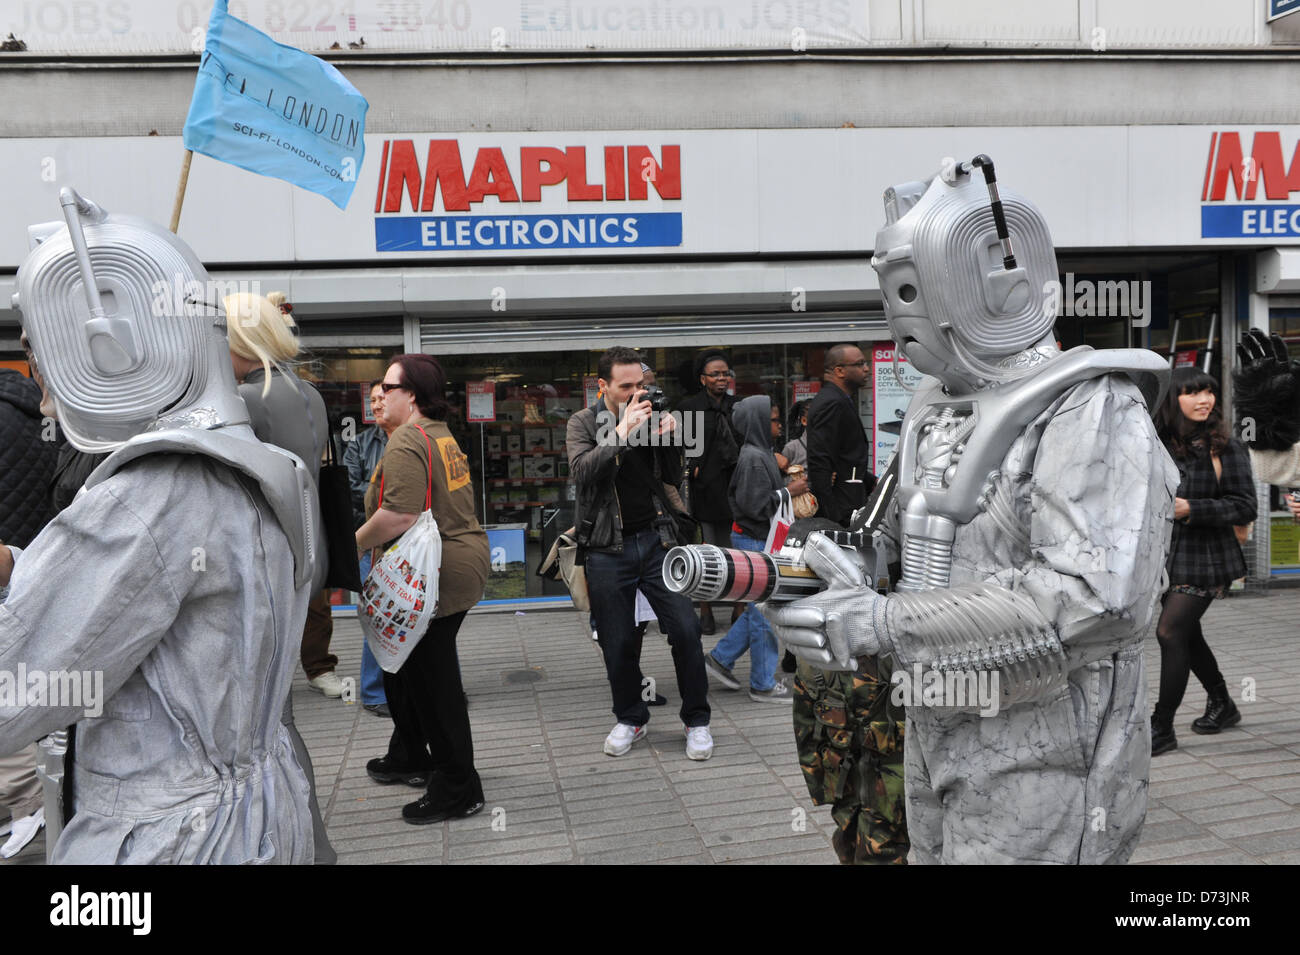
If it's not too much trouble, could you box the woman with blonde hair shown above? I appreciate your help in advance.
[224,289,337,864]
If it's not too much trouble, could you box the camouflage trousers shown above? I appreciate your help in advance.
[792,657,909,865]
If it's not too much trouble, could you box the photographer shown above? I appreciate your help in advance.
[567,347,713,761]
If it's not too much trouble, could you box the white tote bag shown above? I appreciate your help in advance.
[359,425,442,673]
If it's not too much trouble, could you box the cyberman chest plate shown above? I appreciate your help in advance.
[890,347,1168,594]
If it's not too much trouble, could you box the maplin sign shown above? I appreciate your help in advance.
[1200,131,1300,240]
[371,139,683,253]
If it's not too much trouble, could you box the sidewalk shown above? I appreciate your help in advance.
[5,588,1300,865]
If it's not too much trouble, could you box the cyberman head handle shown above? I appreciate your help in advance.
[872,156,1060,394]
[12,188,248,452]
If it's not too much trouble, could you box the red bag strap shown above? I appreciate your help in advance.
[377,422,436,513]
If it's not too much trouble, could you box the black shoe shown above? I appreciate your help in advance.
[366,756,432,788]
[1151,715,1177,756]
[648,693,668,707]
[402,792,486,825]
[699,616,716,636]
[1191,682,1242,735]
[363,702,391,718]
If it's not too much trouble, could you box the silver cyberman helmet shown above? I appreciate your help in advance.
[871,156,1060,392]
[12,188,248,453]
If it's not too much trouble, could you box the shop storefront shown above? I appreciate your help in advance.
[4,124,1300,592]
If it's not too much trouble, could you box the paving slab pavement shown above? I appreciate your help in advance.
[5,587,1300,865]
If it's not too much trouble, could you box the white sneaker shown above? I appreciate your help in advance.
[603,722,647,757]
[1,807,44,859]
[308,671,344,698]
[684,724,714,761]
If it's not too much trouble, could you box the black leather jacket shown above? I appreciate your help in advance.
[566,404,684,555]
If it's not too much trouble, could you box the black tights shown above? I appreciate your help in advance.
[1153,591,1225,723]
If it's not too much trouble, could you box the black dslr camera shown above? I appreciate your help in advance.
[636,385,668,412]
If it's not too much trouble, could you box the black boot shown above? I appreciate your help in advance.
[1151,714,1177,756]
[1191,682,1241,735]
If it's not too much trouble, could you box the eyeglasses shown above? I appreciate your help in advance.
[835,360,869,369]
[703,371,734,380]
[380,382,407,393]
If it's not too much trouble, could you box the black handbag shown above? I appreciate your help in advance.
[319,433,364,592]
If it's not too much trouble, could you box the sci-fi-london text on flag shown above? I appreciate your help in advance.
[181,0,368,209]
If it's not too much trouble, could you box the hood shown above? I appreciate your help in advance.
[732,395,772,450]
[0,369,44,419]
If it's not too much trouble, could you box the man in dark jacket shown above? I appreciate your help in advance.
[806,343,876,527]
[676,350,740,632]
[567,347,713,761]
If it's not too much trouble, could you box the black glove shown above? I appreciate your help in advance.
[1234,328,1300,451]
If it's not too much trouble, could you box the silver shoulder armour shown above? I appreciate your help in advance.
[86,426,322,590]
[894,346,1168,592]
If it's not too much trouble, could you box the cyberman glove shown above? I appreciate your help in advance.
[763,533,890,670]
[1235,328,1300,451]
[764,533,1068,705]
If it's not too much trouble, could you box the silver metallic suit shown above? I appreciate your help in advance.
[767,161,1179,863]
[0,189,320,863]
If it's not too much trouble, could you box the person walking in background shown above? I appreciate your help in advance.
[229,290,342,700]
[357,354,490,824]
[677,350,741,634]
[806,344,875,527]
[1150,368,1256,755]
[344,378,390,717]
[225,290,337,864]
[703,396,808,703]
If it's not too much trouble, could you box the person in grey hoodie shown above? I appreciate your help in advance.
[702,395,808,703]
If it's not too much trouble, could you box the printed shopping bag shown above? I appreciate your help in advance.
[764,488,795,553]
[359,511,442,673]
[359,424,442,672]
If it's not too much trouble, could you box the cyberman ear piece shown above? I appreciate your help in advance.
[956,156,1033,317]
[59,187,143,376]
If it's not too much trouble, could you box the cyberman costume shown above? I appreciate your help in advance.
[766,158,1179,864]
[0,189,320,863]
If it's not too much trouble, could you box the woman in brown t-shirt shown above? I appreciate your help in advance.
[355,354,490,824]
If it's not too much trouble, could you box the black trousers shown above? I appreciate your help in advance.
[382,610,482,805]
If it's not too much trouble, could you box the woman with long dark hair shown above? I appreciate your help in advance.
[1150,367,1256,755]
[355,354,490,822]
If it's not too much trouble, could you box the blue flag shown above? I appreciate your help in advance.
[182,0,368,209]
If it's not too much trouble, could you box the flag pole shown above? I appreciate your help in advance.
[169,149,194,233]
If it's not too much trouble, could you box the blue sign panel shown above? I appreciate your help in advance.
[375,212,682,252]
[1269,0,1300,23]
[1201,204,1300,238]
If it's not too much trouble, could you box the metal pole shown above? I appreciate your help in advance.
[1168,318,1180,367]
[35,731,67,863]
[480,422,487,524]
[1202,311,1218,374]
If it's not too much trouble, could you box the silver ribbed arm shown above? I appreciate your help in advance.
[875,582,1068,706]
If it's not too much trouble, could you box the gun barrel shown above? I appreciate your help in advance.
[662,544,828,603]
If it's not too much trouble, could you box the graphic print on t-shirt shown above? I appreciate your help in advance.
[437,435,471,492]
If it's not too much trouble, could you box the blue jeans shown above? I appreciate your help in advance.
[359,551,387,706]
[709,532,780,691]
[585,527,710,729]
